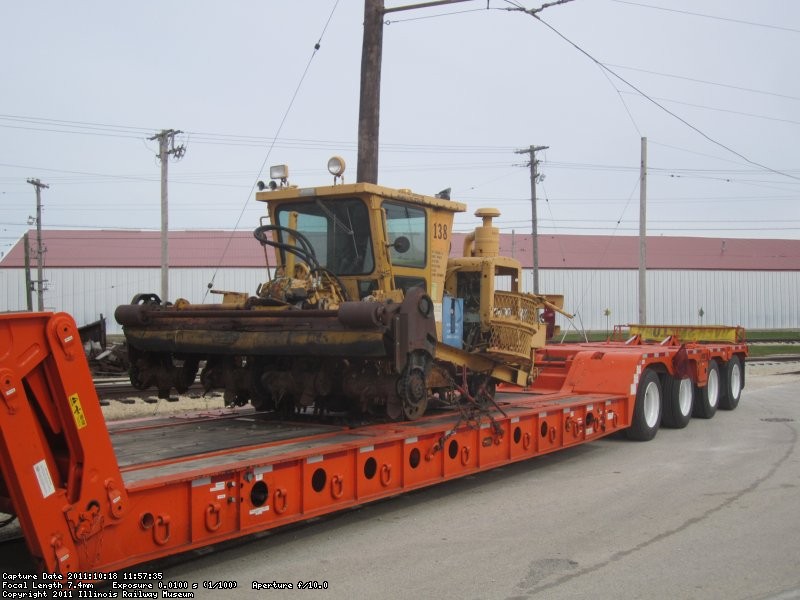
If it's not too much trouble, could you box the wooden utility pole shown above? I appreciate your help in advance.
[357,0,384,184]
[23,232,33,311]
[148,129,185,302]
[357,0,473,183]
[26,178,48,311]
[638,136,647,324]
[515,145,548,294]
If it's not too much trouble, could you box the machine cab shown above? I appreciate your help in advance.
[255,176,465,305]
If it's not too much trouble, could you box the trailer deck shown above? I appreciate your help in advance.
[109,389,621,486]
[0,312,746,577]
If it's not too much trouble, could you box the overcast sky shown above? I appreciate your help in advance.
[1,0,798,258]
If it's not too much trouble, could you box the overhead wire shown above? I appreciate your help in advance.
[605,63,800,102]
[3,4,796,245]
[539,179,569,267]
[384,6,492,25]
[562,175,641,323]
[618,91,800,127]
[608,0,800,35]
[599,67,642,137]
[203,0,341,299]
[0,114,517,154]
[648,140,766,169]
[505,2,800,182]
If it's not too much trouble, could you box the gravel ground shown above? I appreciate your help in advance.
[738,360,800,390]
[101,390,229,421]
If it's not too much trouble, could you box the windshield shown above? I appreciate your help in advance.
[275,198,374,275]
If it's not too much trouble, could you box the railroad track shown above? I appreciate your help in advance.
[93,377,210,405]
[93,352,798,404]
[746,355,800,364]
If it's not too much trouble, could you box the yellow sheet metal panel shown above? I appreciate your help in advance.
[255,182,467,213]
[628,324,745,343]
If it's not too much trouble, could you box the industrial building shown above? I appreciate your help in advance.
[1,229,798,334]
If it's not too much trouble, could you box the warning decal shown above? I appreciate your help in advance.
[69,393,87,429]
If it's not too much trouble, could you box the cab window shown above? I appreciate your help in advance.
[384,202,426,268]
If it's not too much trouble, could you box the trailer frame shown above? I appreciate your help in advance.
[0,312,747,576]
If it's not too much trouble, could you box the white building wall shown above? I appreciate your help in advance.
[648,270,800,330]
[2,267,798,334]
[528,269,800,332]
[0,267,270,334]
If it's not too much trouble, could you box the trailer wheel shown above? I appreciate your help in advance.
[719,356,742,410]
[662,376,693,429]
[693,360,720,419]
[626,369,662,441]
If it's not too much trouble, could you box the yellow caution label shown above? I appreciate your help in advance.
[69,394,87,429]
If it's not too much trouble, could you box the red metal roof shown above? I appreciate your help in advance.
[1,230,798,271]
[1,230,267,268]
[493,233,800,270]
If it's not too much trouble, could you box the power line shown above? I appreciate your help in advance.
[0,113,153,133]
[3,158,796,183]
[0,123,143,140]
[384,6,489,24]
[648,140,764,170]
[508,8,800,183]
[3,223,796,241]
[606,64,800,102]
[0,113,523,154]
[456,193,797,203]
[204,0,341,297]
[609,0,800,35]
[458,224,800,232]
[619,91,800,127]
[599,65,642,136]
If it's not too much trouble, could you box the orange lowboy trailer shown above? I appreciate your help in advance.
[0,312,746,575]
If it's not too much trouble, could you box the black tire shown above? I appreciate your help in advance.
[662,375,693,429]
[626,369,662,441]
[719,356,743,410]
[693,360,720,419]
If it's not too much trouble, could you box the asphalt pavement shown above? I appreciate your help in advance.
[154,364,800,600]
